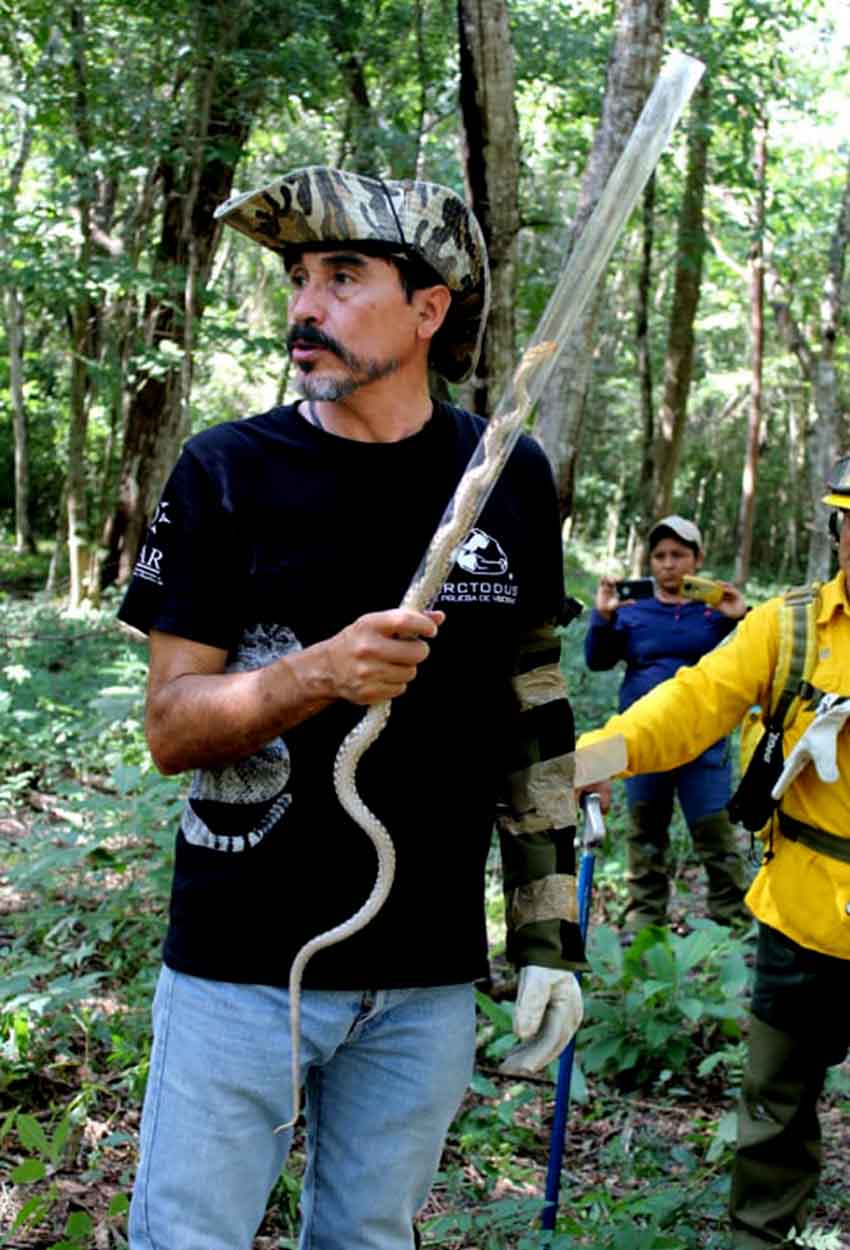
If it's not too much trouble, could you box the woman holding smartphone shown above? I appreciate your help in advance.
[585,515,750,933]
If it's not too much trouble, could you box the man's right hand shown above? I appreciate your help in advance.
[323,608,445,705]
[145,607,444,775]
[576,781,613,814]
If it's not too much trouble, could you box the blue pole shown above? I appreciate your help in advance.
[541,797,600,1232]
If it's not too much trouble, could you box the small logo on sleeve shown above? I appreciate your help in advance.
[133,500,172,586]
[149,501,172,533]
[134,543,165,586]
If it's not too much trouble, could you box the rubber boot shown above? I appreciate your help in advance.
[729,1015,827,1248]
[624,801,671,931]
[690,810,750,926]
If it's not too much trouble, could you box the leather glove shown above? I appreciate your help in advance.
[771,694,850,800]
[498,966,583,1077]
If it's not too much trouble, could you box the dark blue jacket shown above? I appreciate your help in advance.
[584,598,737,713]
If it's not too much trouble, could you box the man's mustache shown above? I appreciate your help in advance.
[287,323,345,360]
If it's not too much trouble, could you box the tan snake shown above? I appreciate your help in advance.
[277,341,555,1131]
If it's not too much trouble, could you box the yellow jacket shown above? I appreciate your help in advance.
[578,571,850,959]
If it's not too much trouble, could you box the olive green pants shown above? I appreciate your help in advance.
[729,924,850,1248]
[625,802,749,930]
[729,1015,826,1248]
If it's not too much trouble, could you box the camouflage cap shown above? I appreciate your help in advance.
[214,165,490,383]
[822,453,850,509]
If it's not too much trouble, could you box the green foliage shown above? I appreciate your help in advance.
[0,577,175,1241]
[0,587,180,1108]
[1,545,849,1245]
[425,1194,552,1249]
[0,0,847,1234]
[425,1151,732,1249]
[794,1230,846,1250]
[581,921,749,1086]
[0,594,151,795]
[2,0,849,601]
[0,1103,127,1249]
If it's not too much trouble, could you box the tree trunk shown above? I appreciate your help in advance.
[327,5,380,174]
[103,14,265,587]
[411,0,428,180]
[778,391,805,582]
[651,8,710,518]
[770,152,850,582]
[807,382,838,582]
[66,1,96,608]
[457,0,521,417]
[5,284,36,555]
[3,49,44,556]
[733,118,767,588]
[335,53,378,174]
[532,0,668,520]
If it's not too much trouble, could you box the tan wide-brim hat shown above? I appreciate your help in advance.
[822,454,850,509]
[214,166,491,384]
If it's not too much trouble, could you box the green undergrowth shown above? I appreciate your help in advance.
[0,542,847,1249]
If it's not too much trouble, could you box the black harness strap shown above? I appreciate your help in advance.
[778,810,850,866]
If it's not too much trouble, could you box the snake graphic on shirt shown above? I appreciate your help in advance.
[181,623,299,852]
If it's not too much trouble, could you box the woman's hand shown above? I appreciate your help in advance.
[594,576,621,621]
[714,583,747,621]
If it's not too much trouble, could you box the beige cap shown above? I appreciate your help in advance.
[648,515,703,551]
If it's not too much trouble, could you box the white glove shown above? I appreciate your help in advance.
[771,695,850,801]
[498,966,583,1077]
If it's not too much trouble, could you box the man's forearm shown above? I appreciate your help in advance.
[577,638,764,776]
[145,644,338,775]
[144,607,443,775]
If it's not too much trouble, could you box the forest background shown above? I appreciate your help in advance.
[1,0,849,1247]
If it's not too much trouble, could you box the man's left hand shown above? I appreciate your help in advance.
[498,966,583,1076]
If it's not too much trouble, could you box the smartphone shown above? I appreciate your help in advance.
[680,575,724,607]
[615,577,655,601]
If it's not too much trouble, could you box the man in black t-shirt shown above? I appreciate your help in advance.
[121,166,587,1250]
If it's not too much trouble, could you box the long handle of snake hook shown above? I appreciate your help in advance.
[404,49,705,613]
[541,792,604,1232]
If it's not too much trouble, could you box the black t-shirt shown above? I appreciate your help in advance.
[118,401,566,989]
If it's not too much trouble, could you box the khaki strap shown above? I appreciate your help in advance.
[510,873,578,929]
[513,662,566,712]
[499,753,577,835]
[769,583,820,730]
[778,810,850,866]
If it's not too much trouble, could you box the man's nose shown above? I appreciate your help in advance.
[290,283,325,323]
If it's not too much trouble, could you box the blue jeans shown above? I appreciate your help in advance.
[129,968,476,1250]
[624,737,731,828]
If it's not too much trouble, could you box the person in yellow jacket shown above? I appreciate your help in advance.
[578,457,850,1249]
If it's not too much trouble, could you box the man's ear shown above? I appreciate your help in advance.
[415,285,452,342]
[694,550,705,571]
